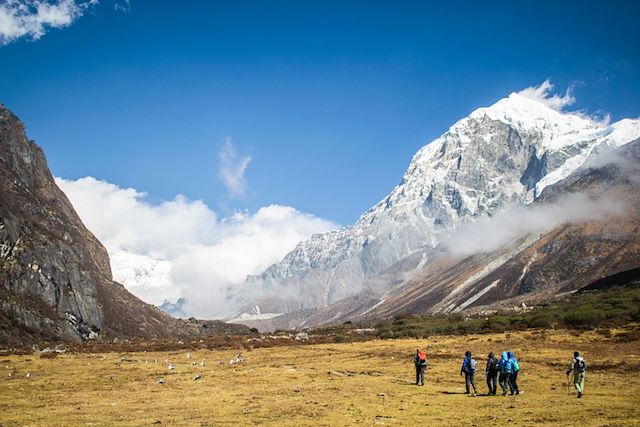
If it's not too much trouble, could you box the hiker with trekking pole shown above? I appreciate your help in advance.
[566,351,587,398]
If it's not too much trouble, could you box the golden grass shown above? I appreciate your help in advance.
[1,329,639,426]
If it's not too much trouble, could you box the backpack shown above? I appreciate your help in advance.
[512,359,520,373]
[467,358,477,373]
[576,358,586,373]
[492,359,500,372]
[418,351,427,364]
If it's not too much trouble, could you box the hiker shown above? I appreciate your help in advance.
[414,348,427,385]
[507,351,520,395]
[460,350,478,396]
[485,352,499,395]
[566,351,587,398]
[498,351,510,395]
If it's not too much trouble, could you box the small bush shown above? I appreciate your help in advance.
[334,334,351,343]
[378,331,394,339]
[564,309,604,328]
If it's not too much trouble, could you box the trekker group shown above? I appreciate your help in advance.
[412,348,587,398]
[462,350,519,396]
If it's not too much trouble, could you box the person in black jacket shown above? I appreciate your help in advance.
[485,352,499,395]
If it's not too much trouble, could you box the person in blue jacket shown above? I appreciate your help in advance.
[498,351,510,396]
[460,350,478,396]
[507,351,520,395]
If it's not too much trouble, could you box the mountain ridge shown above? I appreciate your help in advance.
[233,92,640,325]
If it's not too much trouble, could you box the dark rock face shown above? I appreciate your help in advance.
[0,105,246,345]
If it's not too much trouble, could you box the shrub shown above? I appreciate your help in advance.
[564,309,604,328]
[378,331,394,339]
[526,312,555,329]
[334,334,351,343]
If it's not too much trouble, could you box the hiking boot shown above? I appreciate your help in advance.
[502,390,507,396]
[578,392,582,398]
[515,390,520,395]
[472,392,476,397]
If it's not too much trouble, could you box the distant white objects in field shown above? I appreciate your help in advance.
[193,374,201,381]
[191,362,196,366]
[120,356,126,362]
[200,359,205,367]
[187,352,191,359]
[26,372,31,378]
[295,332,309,341]
[229,355,243,365]
[157,378,165,384]
[168,364,175,370]
[163,359,168,365]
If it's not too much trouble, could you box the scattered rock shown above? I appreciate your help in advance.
[157,379,165,384]
[193,374,201,381]
[229,355,243,365]
[295,332,309,341]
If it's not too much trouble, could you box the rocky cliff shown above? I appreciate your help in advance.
[0,105,245,346]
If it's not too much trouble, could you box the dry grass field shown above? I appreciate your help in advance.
[1,328,639,426]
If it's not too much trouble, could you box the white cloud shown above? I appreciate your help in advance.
[442,192,625,257]
[0,0,96,45]
[516,79,576,111]
[218,137,251,199]
[113,0,130,12]
[55,176,338,318]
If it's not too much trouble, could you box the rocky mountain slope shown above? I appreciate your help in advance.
[0,105,246,346]
[234,92,640,324]
[237,138,640,330]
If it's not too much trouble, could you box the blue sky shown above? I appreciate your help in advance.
[1,0,639,225]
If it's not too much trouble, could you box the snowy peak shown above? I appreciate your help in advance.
[237,87,640,320]
[469,92,601,149]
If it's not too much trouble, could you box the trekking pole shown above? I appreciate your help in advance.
[566,371,574,395]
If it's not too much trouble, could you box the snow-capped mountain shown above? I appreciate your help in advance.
[109,250,178,306]
[235,91,640,319]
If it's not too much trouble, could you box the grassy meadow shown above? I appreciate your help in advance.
[1,327,639,426]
